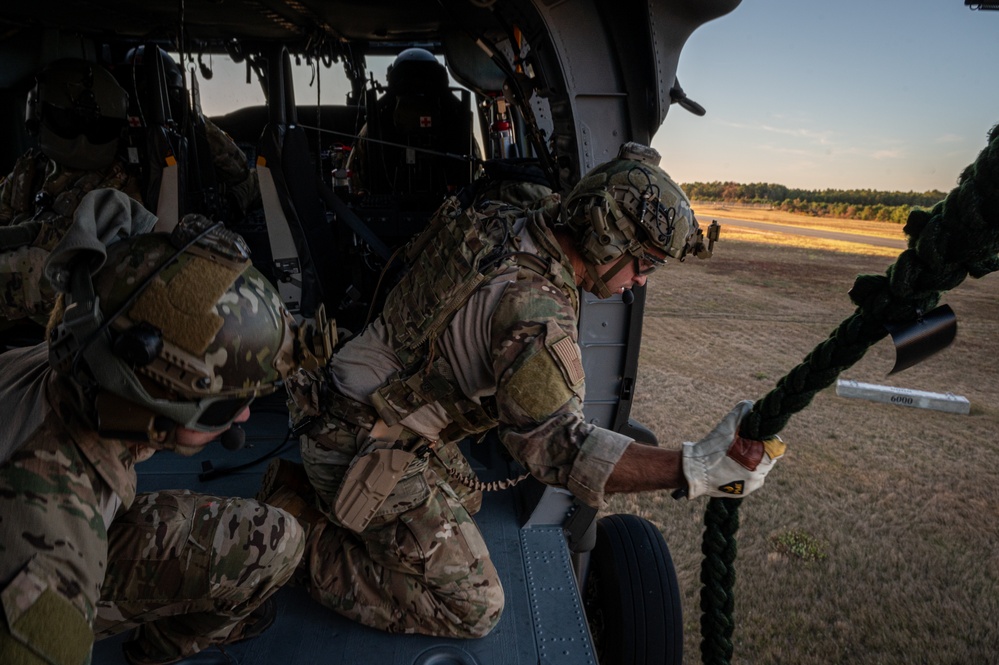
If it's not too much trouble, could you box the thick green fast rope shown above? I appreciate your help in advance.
[698,123,999,665]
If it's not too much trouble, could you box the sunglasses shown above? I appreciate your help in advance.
[184,395,254,431]
[634,251,667,276]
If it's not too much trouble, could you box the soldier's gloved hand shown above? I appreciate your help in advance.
[682,400,786,499]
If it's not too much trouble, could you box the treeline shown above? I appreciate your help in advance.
[683,181,946,224]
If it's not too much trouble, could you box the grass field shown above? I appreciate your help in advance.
[692,203,907,258]
[692,203,910,241]
[604,208,999,664]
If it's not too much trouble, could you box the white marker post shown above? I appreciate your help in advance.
[835,379,970,415]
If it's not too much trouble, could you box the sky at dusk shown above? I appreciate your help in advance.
[196,1,998,194]
[654,0,999,192]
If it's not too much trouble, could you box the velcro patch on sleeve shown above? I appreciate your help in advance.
[1,560,93,665]
[505,349,575,422]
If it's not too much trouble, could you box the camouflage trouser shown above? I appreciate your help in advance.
[94,490,304,658]
[299,424,503,638]
[0,434,304,665]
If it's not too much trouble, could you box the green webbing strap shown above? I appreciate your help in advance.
[697,122,999,665]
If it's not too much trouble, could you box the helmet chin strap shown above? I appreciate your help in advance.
[585,253,634,299]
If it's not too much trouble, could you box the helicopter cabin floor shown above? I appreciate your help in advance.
[91,394,597,665]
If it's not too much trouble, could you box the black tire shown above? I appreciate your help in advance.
[584,513,683,665]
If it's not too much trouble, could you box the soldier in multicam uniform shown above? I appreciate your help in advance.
[261,142,787,638]
[347,47,478,199]
[116,45,261,220]
[0,58,142,328]
[0,193,307,665]
[0,53,259,334]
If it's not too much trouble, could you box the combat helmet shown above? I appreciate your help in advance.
[25,58,128,170]
[119,44,187,124]
[386,47,449,95]
[562,142,711,298]
[48,216,299,450]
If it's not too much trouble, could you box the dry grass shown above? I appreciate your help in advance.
[709,226,902,260]
[693,203,907,259]
[605,211,999,664]
[693,203,910,240]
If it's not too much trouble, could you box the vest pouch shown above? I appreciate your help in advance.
[370,458,431,522]
[334,447,420,533]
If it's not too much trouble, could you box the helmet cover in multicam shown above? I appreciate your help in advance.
[51,216,298,439]
[562,142,701,297]
[26,58,128,170]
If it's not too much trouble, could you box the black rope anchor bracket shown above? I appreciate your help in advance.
[694,123,999,665]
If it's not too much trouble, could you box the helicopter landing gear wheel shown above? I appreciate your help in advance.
[584,513,683,665]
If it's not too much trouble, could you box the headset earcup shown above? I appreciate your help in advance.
[112,322,164,366]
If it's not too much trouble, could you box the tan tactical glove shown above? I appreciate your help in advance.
[682,400,786,499]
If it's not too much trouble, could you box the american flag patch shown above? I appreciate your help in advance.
[550,336,585,387]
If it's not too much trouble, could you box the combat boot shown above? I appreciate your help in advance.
[256,457,314,503]
[263,485,324,526]
[121,597,277,665]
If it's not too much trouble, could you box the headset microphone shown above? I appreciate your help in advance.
[621,289,635,305]
[220,425,246,451]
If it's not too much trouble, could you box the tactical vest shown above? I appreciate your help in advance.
[370,196,578,444]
